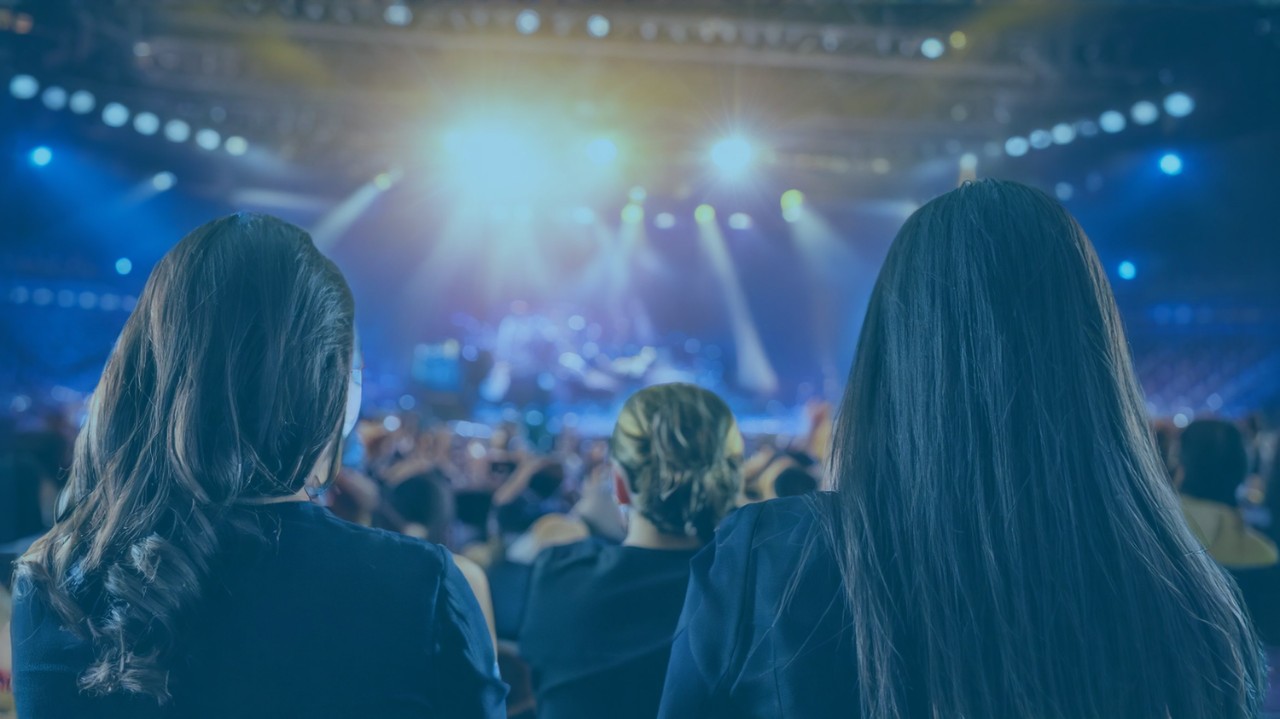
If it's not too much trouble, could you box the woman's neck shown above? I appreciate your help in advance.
[622,511,703,551]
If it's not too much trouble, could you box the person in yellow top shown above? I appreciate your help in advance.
[1178,419,1279,569]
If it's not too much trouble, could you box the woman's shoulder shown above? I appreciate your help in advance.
[715,492,840,555]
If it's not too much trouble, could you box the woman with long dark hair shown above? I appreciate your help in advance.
[659,180,1264,718]
[12,213,505,717]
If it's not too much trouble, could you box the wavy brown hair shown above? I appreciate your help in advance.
[17,213,355,703]
[610,383,743,542]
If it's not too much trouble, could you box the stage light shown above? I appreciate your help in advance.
[571,207,595,225]
[586,14,610,38]
[1159,153,1183,175]
[151,171,176,191]
[68,90,95,114]
[654,212,676,229]
[442,122,552,197]
[384,3,412,26]
[567,315,587,331]
[710,135,754,177]
[949,31,967,49]
[1131,101,1159,125]
[920,37,945,59]
[870,158,891,174]
[41,86,67,111]
[373,172,395,190]
[195,128,221,150]
[164,119,190,142]
[728,212,753,230]
[1099,110,1126,133]
[621,203,644,224]
[102,103,130,127]
[1055,182,1074,201]
[1028,130,1052,149]
[694,204,716,223]
[585,137,617,166]
[115,257,133,275]
[628,186,646,203]
[383,415,401,432]
[1051,123,1075,144]
[224,135,249,156]
[133,112,160,135]
[959,152,978,171]
[9,74,37,99]
[1077,120,1099,137]
[1118,260,1136,280]
[1005,137,1029,157]
[1163,92,1194,118]
[516,9,540,34]
[29,146,52,167]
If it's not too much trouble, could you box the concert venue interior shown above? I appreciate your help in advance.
[2,3,1280,716]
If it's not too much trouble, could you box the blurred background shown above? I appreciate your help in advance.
[1,2,1278,441]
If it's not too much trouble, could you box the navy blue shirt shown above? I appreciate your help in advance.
[659,494,857,718]
[520,539,697,719]
[12,500,507,718]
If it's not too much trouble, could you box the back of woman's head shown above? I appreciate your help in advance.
[1179,419,1248,506]
[830,179,1261,718]
[610,383,743,541]
[18,212,354,703]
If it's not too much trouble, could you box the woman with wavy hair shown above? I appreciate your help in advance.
[659,180,1265,718]
[520,383,743,719]
[12,213,505,718]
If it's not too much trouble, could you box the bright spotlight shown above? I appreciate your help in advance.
[133,112,160,135]
[1163,92,1194,118]
[959,152,978,171]
[224,136,249,156]
[1159,153,1183,176]
[29,146,52,167]
[1051,123,1075,144]
[1099,110,1126,133]
[115,257,133,276]
[9,74,38,99]
[728,212,753,230]
[384,3,412,26]
[586,14,610,38]
[920,37,945,59]
[710,135,755,177]
[102,103,130,127]
[516,9,540,34]
[694,204,716,223]
[1131,101,1159,125]
[151,171,176,191]
[195,129,222,150]
[1028,130,1052,149]
[621,203,644,224]
[585,137,617,166]
[441,123,551,196]
[654,212,676,229]
[41,86,67,111]
[164,119,191,142]
[1118,260,1136,280]
[780,189,805,213]
[1004,137,1029,157]
[68,90,95,114]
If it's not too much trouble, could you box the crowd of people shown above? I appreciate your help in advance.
[0,180,1278,717]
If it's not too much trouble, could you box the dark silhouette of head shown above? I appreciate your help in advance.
[18,213,355,703]
[825,179,1262,718]
[1179,419,1248,507]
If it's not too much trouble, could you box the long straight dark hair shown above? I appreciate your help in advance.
[17,213,355,703]
[826,180,1262,718]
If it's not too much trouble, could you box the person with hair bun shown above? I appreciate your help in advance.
[519,383,743,719]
